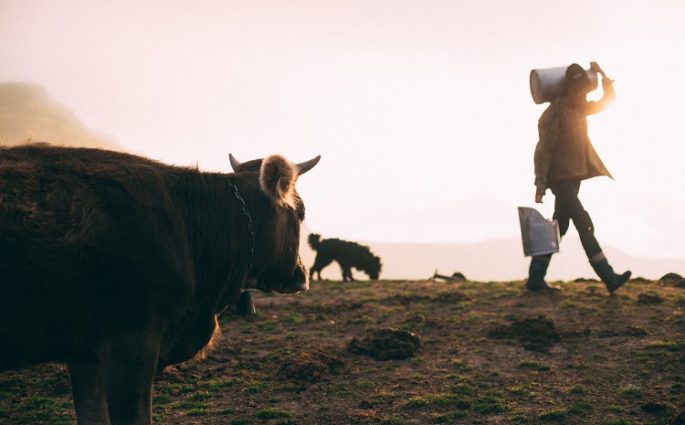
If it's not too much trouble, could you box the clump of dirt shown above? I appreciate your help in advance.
[380,294,432,306]
[300,301,364,315]
[639,401,675,416]
[658,272,685,288]
[630,276,652,284]
[432,291,468,304]
[488,315,561,352]
[637,292,665,304]
[574,277,600,283]
[348,328,421,360]
[598,326,648,338]
[276,351,345,383]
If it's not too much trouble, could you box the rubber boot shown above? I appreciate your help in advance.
[525,255,559,292]
[590,253,631,295]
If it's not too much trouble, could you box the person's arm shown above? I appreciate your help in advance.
[533,106,559,202]
[586,62,615,115]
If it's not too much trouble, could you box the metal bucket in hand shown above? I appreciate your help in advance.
[518,207,560,257]
[529,65,598,104]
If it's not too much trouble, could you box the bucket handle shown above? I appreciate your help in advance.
[535,199,555,221]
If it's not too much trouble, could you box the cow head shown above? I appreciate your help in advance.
[229,153,320,294]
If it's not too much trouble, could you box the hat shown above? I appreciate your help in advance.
[565,63,589,84]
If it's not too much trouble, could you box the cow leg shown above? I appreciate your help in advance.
[105,337,160,425]
[69,362,111,425]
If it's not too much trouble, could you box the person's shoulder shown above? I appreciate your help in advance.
[539,101,558,121]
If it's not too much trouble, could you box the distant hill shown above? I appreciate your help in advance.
[300,235,684,282]
[0,82,117,149]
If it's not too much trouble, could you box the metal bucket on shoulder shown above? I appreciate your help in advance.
[529,65,598,104]
[518,207,560,257]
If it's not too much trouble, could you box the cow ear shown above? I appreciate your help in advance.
[260,155,298,208]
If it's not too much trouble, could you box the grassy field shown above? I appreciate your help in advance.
[1,277,684,424]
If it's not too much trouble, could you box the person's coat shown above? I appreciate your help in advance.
[534,80,615,190]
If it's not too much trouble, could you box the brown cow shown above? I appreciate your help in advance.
[0,144,320,424]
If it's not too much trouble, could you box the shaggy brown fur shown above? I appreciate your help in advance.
[308,233,382,281]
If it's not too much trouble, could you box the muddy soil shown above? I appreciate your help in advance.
[1,278,684,424]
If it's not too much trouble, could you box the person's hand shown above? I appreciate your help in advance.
[535,186,545,203]
[591,61,610,80]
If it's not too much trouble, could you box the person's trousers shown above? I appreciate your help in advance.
[550,179,602,260]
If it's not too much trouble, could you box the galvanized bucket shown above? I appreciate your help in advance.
[518,207,560,257]
[529,65,598,104]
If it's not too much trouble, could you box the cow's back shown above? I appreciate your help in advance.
[0,144,187,369]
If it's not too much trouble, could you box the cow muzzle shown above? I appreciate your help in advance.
[279,265,309,294]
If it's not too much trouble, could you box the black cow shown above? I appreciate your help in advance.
[0,144,319,424]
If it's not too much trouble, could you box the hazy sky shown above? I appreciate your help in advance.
[2,0,684,259]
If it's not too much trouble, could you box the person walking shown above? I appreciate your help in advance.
[528,62,631,294]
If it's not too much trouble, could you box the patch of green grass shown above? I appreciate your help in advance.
[509,412,534,423]
[185,407,210,416]
[13,396,73,422]
[177,400,211,410]
[254,408,291,420]
[166,382,197,395]
[401,314,426,330]
[356,379,375,389]
[347,315,378,325]
[645,339,685,352]
[617,384,643,398]
[507,383,540,398]
[472,395,507,414]
[380,419,406,425]
[258,320,278,331]
[449,358,471,371]
[606,405,625,414]
[568,401,593,415]
[189,391,213,401]
[326,382,351,396]
[247,381,269,394]
[567,385,586,395]
[230,419,250,425]
[518,361,551,372]
[538,408,568,421]
[283,312,306,325]
[200,377,244,391]
[450,381,478,396]
[432,410,468,423]
[602,419,632,425]
[403,393,470,410]
[635,350,669,361]
[154,393,172,404]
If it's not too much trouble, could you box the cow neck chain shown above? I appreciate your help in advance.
[229,180,255,276]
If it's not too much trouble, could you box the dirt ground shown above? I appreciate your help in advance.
[1,277,684,424]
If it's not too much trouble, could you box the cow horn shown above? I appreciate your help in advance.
[296,155,321,175]
[228,153,241,171]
